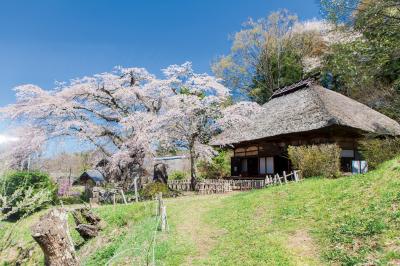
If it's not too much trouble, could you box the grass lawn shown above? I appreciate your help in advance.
[1,157,400,265]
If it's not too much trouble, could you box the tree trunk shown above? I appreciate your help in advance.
[153,163,168,184]
[31,208,79,266]
[189,144,197,191]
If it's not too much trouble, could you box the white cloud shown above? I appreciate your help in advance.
[0,134,19,144]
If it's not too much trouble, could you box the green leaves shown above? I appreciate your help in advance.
[197,149,231,179]
[359,137,400,169]
[0,171,56,220]
[288,144,341,178]
[321,0,400,123]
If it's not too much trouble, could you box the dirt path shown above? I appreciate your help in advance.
[165,193,232,265]
[287,229,321,265]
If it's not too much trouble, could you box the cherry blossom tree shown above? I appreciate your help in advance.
[214,101,265,145]
[1,62,239,190]
[1,67,166,187]
[0,126,46,172]
[155,62,230,189]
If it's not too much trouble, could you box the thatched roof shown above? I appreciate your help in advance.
[213,80,400,146]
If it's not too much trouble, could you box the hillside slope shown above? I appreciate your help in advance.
[1,158,400,265]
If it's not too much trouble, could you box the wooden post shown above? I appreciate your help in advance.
[112,193,116,205]
[294,171,299,182]
[283,171,288,184]
[120,189,128,205]
[157,193,163,216]
[278,174,282,186]
[161,206,168,232]
[134,176,139,203]
[27,155,31,172]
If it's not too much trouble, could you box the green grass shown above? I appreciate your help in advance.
[204,158,400,265]
[2,157,400,265]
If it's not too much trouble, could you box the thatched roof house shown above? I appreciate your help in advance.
[213,78,400,177]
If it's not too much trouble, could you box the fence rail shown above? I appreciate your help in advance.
[168,170,302,194]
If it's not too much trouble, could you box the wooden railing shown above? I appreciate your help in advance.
[168,170,302,194]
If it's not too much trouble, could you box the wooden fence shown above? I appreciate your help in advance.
[168,170,302,194]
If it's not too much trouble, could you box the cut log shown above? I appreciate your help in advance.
[75,224,99,240]
[31,208,79,266]
[72,207,101,240]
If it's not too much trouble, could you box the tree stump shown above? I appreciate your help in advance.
[72,207,101,240]
[31,208,79,266]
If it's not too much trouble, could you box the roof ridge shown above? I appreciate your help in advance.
[269,75,319,100]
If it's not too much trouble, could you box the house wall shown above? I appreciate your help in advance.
[230,126,364,177]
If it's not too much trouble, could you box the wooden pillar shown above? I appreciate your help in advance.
[120,189,127,205]
[134,176,139,203]
[161,206,167,232]
[283,171,288,184]
[257,145,260,177]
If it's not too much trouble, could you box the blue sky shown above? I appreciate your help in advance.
[0,0,320,108]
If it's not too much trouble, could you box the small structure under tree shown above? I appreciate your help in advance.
[75,169,105,199]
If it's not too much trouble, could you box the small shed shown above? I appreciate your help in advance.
[76,170,106,200]
[78,170,105,186]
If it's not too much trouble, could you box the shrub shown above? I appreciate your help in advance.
[197,150,231,179]
[58,195,85,205]
[288,144,341,178]
[1,171,57,197]
[169,170,188,180]
[359,137,400,169]
[0,171,57,220]
[140,182,172,199]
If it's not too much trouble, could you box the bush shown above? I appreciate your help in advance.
[169,170,188,180]
[197,150,231,179]
[288,144,341,178]
[359,137,400,169]
[58,195,85,205]
[1,171,56,197]
[0,171,57,220]
[140,182,174,199]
